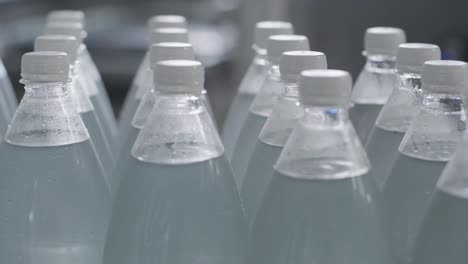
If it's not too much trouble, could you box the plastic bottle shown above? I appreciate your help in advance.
[45,21,118,145]
[411,133,468,264]
[104,60,246,264]
[248,69,391,264]
[112,42,195,195]
[350,27,406,143]
[34,34,115,183]
[365,43,441,188]
[0,51,110,264]
[0,58,18,119]
[231,34,310,188]
[241,50,327,227]
[382,60,468,264]
[118,15,187,128]
[222,21,293,159]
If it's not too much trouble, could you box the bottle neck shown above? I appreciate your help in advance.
[249,63,283,117]
[365,55,397,73]
[131,91,224,165]
[398,92,466,161]
[5,81,89,147]
[274,106,370,180]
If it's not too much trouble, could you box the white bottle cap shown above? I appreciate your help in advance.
[267,35,310,63]
[150,27,189,45]
[364,27,406,57]
[34,35,80,65]
[254,21,294,50]
[280,51,327,82]
[396,43,441,74]
[149,42,195,69]
[46,10,85,25]
[422,60,468,94]
[154,60,204,93]
[148,15,187,30]
[21,51,70,82]
[44,22,86,42]
[299,69,352,107]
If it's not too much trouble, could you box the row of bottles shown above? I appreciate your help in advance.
[0,8,467,264]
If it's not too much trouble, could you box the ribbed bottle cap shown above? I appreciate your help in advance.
[280,51,327,82]
[299,69,352,107]
[149,42,195,69]
[154,60,204,93]
[21,51,70,82]
[254,21,294,50]
[44,22,86,42]
[364,27,406,56]
[422,60,468,94]
[396,43,441,74]
[267,35,310,63]
[34,35,80,65]
[148,15,187,30]
[46,10,85,24]
[150,27,189,45]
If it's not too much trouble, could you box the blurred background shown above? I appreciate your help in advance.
[1,0,468,126]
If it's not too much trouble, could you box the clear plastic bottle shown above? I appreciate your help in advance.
[0,51,111,264]
[249,70,390,264]
[222,21,293,159]
[34,34,115,185]
[231,34,310,188]
[241,50,327,227]
[382,60,468,264]
[112,42,195,195]
[45,22,118,145]
[350,27,406,143]
[365,43,441,188]
[411,133,468,264]
[0,58,17,119]
[118,15,187,129]
[104,60,246,264]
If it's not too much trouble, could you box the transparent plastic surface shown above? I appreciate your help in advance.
[5,82,89,147]
[398,93,466,161]
[248,171,390,264]
[104,156,247,264]
[248,64,283,117]
[437,136,468,199]
[131,93,223,165]
[275,108,370,180]
[222,53,268,159]
[0,59,17,118]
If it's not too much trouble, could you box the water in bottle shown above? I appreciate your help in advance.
[45,21,118,144]
[382,60,468,264]
[34,35,115,183]
[0,59,17,119]
[350,27,406,143]
[112,42,195,194]
[104,60,246,264]
[366,43,441,188]
[0,52,110,264]
[248,70,391,264]
[223,21,293,159]
[118,15,187,130]
[231,34,310,187]
[241,50,327,227]
[411,134,468,264]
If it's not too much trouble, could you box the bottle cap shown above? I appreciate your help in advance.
[21,51,70,82]
[148,15,187,30]
[299,69,352,107]
[46,10,85,25]
[422,60,468,94]
[149,42,195,69]
[150,27,189,45]
[154,60,204,93]
[396,43,441,74]
[364,27,406,56]
[280,51,327,82]
[34,35,80,65]
[254,21,294,50]
[44,22,86,42]
[267,35,310,63]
